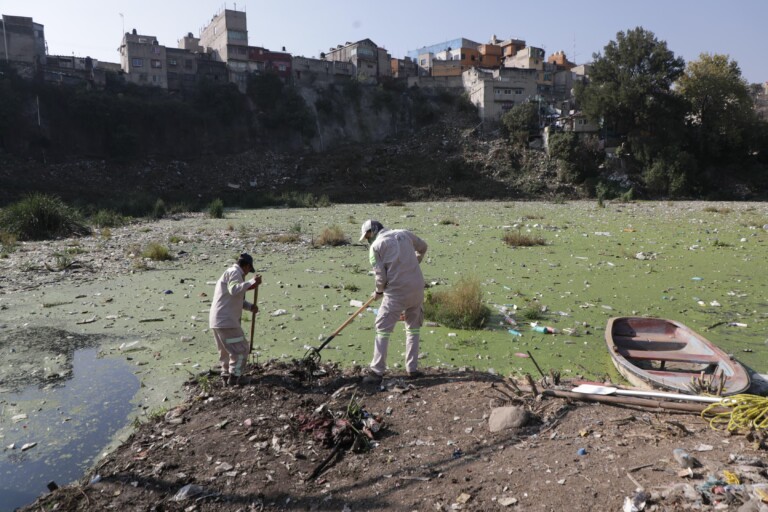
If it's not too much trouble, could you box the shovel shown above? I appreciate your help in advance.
[571,384,723,403]
[303,296,376,365]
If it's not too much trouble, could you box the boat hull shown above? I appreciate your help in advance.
[605,317,750,396]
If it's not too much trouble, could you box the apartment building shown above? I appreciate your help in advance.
[292,56,353,85]
[199,8,249,90]
[390,57,418,78]
[325,39,391,84]
[462,66,538,121]
[0,14,46,80]
[248,46,292,81]
[408,37,481,76]
[119,30,167,88]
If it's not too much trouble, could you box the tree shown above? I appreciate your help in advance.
[677,53,757,163]
[501,102,538,146]
[575,27,686,168]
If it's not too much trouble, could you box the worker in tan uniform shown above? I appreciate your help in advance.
[209,253,261,386]
[359,220,428,385]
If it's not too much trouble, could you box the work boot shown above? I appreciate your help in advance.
[406,370,423,379]
[221,373,230,386]
[361,369,383,385]
[227,375,242,387]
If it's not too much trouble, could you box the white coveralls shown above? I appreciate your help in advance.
[368,228,428,375]
[208,264,257,378]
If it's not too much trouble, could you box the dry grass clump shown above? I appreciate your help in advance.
[386,200,406,207]
[141,242,174,261]
[703,206,732,214]
[315,225,347,247]
[424,278,490,329]
[273,233,301,243]
[502,230,546,247]
[438,218,459,226]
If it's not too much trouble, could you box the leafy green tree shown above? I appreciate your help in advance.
[575,27,686,168]
[501,102,538,146]
[677,53,757,163]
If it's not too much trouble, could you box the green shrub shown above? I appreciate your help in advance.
[520,305,545,321]
[141,242,174,261]
[0,194,89,240]
[0,231,18,252]
[424,278,490,329]
[151,199,167,219]
[315,225,347,246]
[208,198,225,219]
[91,209,127,228]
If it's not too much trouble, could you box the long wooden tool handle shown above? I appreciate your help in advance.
[314,296,377,353]
[331,296,376,337]
[249,285,258,353]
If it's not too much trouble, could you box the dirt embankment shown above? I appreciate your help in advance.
[20,361,768,512]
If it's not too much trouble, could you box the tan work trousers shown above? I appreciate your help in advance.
[370,292,423,375]
[213,327,249,377]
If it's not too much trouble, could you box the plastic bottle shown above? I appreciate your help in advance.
[532,325,556,334]
[672,448,694,469]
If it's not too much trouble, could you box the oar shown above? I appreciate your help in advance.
[571,384,723,403]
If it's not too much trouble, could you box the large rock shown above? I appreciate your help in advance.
[488,406,529,432]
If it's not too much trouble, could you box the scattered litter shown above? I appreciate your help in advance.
[271,309,288,317]
[173,484,205,502]
[11,414,27,422]
[163,290,173,294]
[21,442,37,451]
[349,299,363,308]
[672,448,695,469]
[728,322,747,327]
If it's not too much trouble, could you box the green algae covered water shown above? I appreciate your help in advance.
[1,200,767,509]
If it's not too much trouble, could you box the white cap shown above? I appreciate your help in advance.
[359,219,383,242]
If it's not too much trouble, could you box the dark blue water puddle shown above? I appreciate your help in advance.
[0,348,139,512]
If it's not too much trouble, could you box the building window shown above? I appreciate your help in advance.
[132,58,144,67]
[228,30,247,42]
[167,71,177,80]
[138,37,148,43]
[151,59,162,68]
[169,59,177,66]
[152,46,160,55]
[420,59,426,66]
[278,64,286,71]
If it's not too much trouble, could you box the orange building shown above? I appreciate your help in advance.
[548,51,576,71]
[478,44,502,68]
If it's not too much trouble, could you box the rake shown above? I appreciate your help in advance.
[303,296,376,366]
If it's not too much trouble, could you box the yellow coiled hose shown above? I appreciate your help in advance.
[701,394,768,432]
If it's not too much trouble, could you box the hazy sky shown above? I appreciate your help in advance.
[2,0,765,83]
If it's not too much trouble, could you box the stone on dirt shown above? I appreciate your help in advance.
[488,406,529,432]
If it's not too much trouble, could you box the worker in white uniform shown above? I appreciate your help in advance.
[359,220,428,385]
[209,253,261,386]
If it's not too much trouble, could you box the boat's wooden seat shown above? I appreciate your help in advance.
[617,349,720,364]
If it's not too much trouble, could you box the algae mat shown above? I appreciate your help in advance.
[1,201,768,504]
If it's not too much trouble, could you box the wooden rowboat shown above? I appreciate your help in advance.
[605,317,750,396]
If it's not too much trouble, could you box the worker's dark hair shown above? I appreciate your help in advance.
[237,253,254,267]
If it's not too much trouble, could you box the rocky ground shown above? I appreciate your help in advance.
[19,361,768,512]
